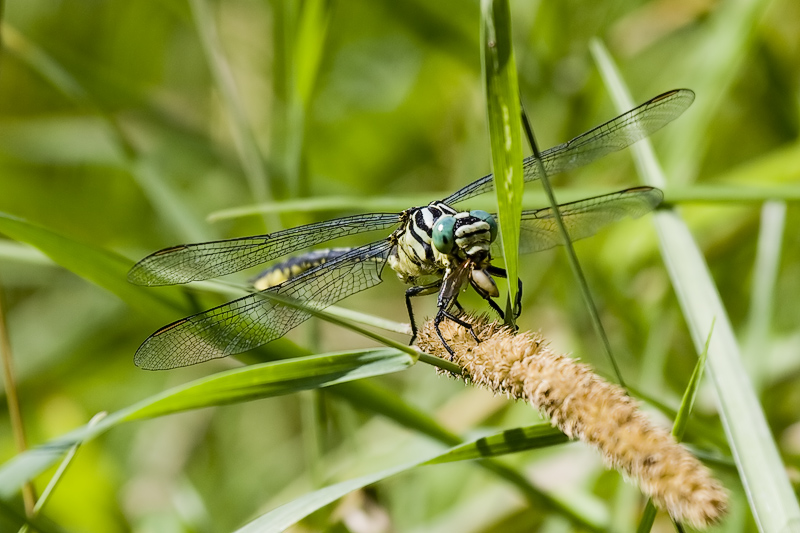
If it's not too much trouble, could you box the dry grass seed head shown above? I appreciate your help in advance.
[416,313,727,529]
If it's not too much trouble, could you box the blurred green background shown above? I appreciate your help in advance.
[1,0,799,531]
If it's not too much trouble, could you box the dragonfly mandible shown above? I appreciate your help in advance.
[128,89,694,369]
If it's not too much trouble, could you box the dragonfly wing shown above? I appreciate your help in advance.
[134,240,394,370]
[443,89,693,205]
[490,187,663,256]
[128,213,399,286]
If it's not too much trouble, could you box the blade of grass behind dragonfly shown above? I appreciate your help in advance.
[286,2,334,482]
[0,212,183,320]
[288,0,331,198]
[189,0,278,230]
[743,201,786,388]
[659,0,775,184]
[591,38,800,531]
[17,413,108,533]
[480,0,523,321]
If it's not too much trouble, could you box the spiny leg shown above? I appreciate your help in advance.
[486,265,523,318]
[470,282,505,320]
[405,280,442,344]
[434,307,482,360]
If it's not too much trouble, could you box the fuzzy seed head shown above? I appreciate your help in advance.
[417,314,728,529]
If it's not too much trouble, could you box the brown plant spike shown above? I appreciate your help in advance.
[417,314,727,529]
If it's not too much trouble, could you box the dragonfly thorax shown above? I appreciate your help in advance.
[388,201,457,283]
[388,201,499,285]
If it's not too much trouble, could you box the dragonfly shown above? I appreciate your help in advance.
[129,89,694,370]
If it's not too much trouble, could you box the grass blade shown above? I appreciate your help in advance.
[480,0,523,316]
[0,348,414,498]
[0,212,183,320]
[233,424,601,533]
[189,0,276,224]
[423,423,567,464]
[743,201,786,387]
[592,38,800,531]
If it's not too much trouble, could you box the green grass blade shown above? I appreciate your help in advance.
[743,201,786,387]
[480,0,523,315]
[672,319,713,441]
[189,0,276,222]
[0,499,67,533]
[14,413,109,533]
[660,0,775,184]
[233,459,426,533]
[423,423,567,464]
[592,39,800,531]
[233,424,602,533]
[635,500,658,533]
[0,348,414,498]
[286,0,331,197]
[0,212,183,319]
[207,184,800,224]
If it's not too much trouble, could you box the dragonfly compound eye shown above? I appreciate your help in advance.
[432,215,457,254]
[469,210,498,242]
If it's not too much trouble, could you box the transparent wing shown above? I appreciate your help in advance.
[128,213,399,286]
[444,89,693,205]
[134,240,394,370]
[490,187,663,256]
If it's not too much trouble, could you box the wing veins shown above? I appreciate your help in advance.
[134,240,394,369]
[128,212,399,285]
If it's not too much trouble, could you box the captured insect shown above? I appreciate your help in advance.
[129,89,693,369]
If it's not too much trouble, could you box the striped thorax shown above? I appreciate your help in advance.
[388,201,499,292]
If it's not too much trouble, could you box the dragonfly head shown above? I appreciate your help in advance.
[432,210,498,262]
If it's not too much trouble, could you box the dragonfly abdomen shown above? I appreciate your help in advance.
[251,248,357,290]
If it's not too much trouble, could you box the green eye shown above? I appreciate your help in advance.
[470,210,497,242]
[432,215,456,254]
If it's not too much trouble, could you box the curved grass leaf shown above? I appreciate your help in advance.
[0,348,414,499]
[0,212,182,320]
[424,423,567,465]
[591,39,800,532]
[233,423,603,533]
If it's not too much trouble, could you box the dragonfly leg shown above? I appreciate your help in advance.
[435,307,481,360]
[486,265,523,318]
[405,281,442,344]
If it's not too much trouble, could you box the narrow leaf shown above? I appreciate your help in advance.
[592,38,800,531]
[234,424,599,533]
[480,0,523,314]
[0,348,414,498]
[0,212,182,320]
